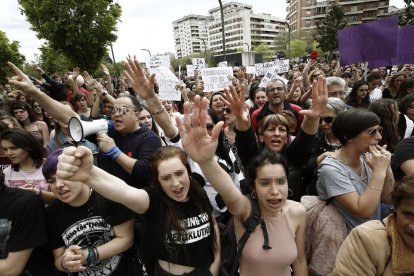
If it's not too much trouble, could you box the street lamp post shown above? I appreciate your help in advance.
[218,0,226,62]
[141,48,151,57]
[286,23,291,58]
[109,43,119,91]
[244,42,250,65]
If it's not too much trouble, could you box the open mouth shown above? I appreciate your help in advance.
[173,187,184,196]
[268,199,282,209]
[270,139,282,147]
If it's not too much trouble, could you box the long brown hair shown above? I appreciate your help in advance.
[151,146,217,260]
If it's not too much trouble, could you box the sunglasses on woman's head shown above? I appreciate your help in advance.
[319,116,335,124]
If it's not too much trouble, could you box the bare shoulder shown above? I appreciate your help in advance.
[284,200,306,228]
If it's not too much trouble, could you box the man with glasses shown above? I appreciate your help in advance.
[251,79,303,134]
[7,62,161,189]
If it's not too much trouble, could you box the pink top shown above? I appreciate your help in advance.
[240,211,297,276]
[3,165,50,192]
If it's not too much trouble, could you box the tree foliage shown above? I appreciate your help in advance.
[400,0,414,26]
[0,31,26,82]
[314,3,347,53]
[289,39,307,58]
[253,43,273,62]
[274,30,288,55]
[38,44,73,75]
[18,0,122,72]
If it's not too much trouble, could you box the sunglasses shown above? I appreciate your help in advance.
[222,107,231,113]
[319,116,335,124]
[206,123,214,130]
[366,127,383,137]
[110,106,135,115]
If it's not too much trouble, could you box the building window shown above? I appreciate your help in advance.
[306,20,311,27]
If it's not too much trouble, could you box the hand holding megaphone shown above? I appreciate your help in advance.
[96,132,116,153]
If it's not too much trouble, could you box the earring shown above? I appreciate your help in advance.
[288,189,293,197]
[250,191,257,199]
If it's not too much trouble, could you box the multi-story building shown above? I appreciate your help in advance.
[286,0,390,41]
[208,2,286,55]
[173,15,210,59]
[172,2,286,58]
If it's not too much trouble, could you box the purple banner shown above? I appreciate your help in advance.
[393,25,414,65]
[338,16,399,66]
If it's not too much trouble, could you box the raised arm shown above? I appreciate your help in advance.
[7,62,78,125]
[123,56,177,138]
[57,146,150,214]
[178,95,251,221]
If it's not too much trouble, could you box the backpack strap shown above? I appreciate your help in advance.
[229,198,267,276]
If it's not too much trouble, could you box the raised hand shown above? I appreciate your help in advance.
[178,95,223,164]
[33,64,44,75]
[101,64,110,76]
[7,62,39,95]
[222,84,250,130]
[300,76,328,119]
[56,146,94,183]
[123,56,156,100]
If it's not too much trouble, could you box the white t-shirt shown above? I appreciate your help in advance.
[3,165,49,192]
[369,88,382,102]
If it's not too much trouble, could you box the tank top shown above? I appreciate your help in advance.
[28,122,44,146]
[240,211,297,276]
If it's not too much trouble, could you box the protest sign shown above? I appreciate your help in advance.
[155,66,180,101]
[148,55,171,74]
[246,66,256,75]
[201,67,233,92]
[255,61,275,76]
[186,65,195,77]
[273,59,289,73]
[192,58,206,70]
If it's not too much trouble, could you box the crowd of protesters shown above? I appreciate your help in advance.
[0,55,413,276]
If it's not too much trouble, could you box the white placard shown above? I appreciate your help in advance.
[258,65,289,88]
[255,61,275,76]
[148,55,171,74]
[186,65,195,77]
[155,66,180,101]
[246,66,256,75]
[218,61,228,67]
[192,58,206,70]
[273,59,290,73]
[201,67,233,92]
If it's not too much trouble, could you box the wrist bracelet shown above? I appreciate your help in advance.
[94,247,100,261]
[151,106,165,116]
[61,255,69,272]
[368,186,383,191]
[86,247,97,266]
[103,146,122,160]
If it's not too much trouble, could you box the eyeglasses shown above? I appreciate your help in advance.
[319,116,335,124]
[110,106,135,115]
[206,123,214,130]
[222,107,231,113]
[365,127,383,137]
[267,87,285,93]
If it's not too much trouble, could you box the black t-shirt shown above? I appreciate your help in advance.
[392,136,414,179]
[0,187,59,276]
[143,186,214,267]
[46,191,135,276]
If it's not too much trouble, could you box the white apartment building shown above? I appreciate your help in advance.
[208,2,286,55]
[173,15,210,59]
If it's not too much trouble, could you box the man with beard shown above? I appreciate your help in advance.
[251,79,303,135]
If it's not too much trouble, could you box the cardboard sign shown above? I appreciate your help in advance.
[258,66,289,88]
[155,66,180,101]
[246,66,256,75]
[148,55,171,74]
[273,59,289,73]
[186,65,195,77]
[192,58,206,70]
[201,67,233,92]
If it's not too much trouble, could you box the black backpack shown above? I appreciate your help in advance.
[219,198,272,276]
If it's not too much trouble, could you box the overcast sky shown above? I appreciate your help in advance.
[0,0,406,64]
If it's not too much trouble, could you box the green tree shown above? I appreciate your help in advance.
[274,30,288,56]
[314,3,347,55]
[289,39,307,58]
[0,31,26,82]
[253,43,273,62]
[18,0,122,72]
[400,0,414,26]
[38,44,73,75]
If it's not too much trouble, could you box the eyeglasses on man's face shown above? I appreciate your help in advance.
[267,87,285,93]
[110,106,136,116]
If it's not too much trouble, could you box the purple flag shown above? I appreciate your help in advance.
[393,25,414,65]
[338,16,398,66]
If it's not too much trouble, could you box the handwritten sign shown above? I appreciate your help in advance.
[255,61,275,76]
[155,66,180,101]
[201,67,233,92]
[258,65,289,88]
[273,59,289,73]
[148,55,171,74]
[192,58,206,70]
[246,66,256,75]
[186,65,195,77]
